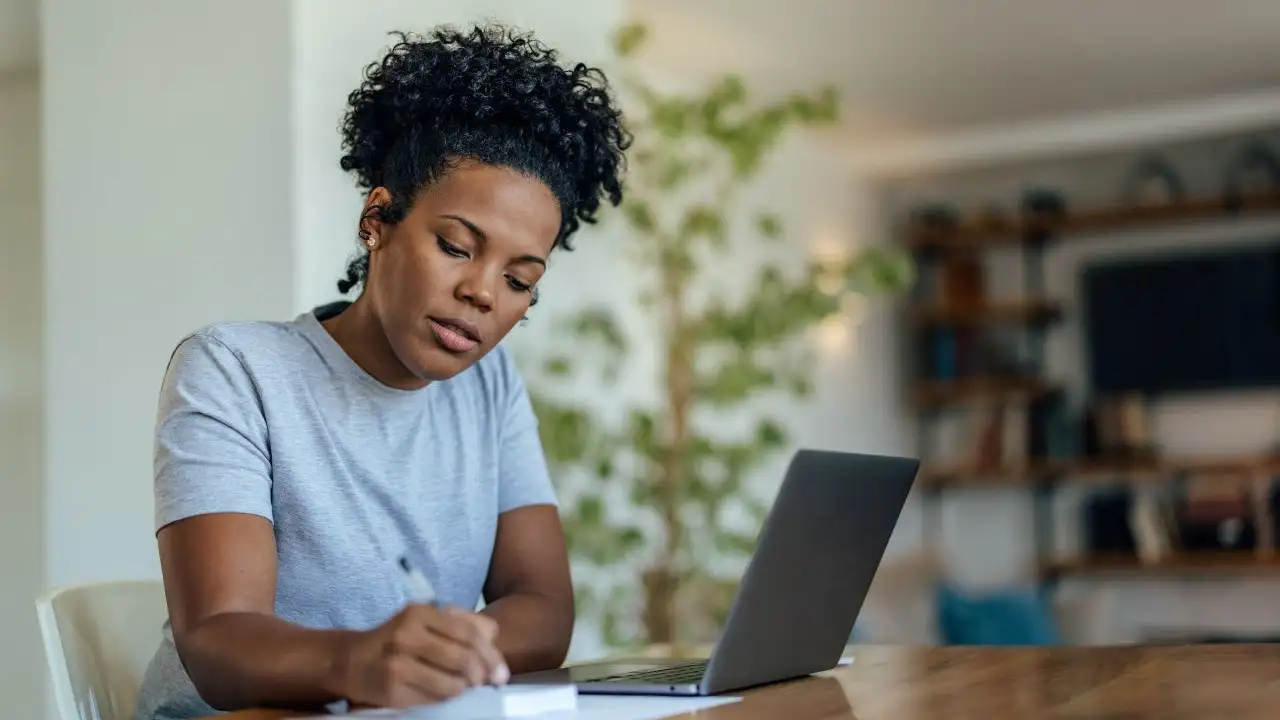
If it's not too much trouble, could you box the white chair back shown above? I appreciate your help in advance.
[36,580,167,720]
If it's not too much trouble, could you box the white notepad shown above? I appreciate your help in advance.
[350,684,577,719]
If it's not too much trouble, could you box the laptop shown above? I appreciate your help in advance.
[511,449,918,696]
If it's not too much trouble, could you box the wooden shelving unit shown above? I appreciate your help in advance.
[904,184,1280,582]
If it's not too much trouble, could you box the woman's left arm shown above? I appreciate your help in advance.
[481,504,574,672]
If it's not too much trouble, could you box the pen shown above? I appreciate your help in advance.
[397,555,509,686]
[398,556,438,606]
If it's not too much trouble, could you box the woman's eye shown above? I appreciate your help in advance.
[506,277,539,305]
[436,235,469,258]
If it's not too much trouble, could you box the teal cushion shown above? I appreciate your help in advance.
[937,584,1060,646]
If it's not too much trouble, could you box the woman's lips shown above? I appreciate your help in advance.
[428,317,479,353]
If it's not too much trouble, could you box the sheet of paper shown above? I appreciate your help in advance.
[541,694,740,720]
[310,685,579,719]
[310,690,739,720]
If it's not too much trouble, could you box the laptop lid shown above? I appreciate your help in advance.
[699,449,918,694]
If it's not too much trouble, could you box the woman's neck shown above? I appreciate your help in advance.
[321,297,429,391]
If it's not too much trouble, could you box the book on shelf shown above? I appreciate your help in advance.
[925,402,1031,477]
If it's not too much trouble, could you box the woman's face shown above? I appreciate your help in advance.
[363,160,561,382]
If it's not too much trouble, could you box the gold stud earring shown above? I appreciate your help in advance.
[366,236,377,248]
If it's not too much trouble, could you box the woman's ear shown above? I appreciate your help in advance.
[358,187,394,247]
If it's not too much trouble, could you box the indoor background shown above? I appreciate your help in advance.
[6,1,1280,719]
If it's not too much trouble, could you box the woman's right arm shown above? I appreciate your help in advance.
[158,512,353,710]
[160,513,505,710]
[155,335,504,711]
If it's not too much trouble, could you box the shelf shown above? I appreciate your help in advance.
[1043,551,1280,579]
[907,190,1280,251]
[1047,454,1280,484]
[911,376,1058,409]
[918,463,1044,489]
[918,453,1280,489]
[911,298,1063,328]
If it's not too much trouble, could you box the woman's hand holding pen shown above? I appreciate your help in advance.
[335,604,507,708]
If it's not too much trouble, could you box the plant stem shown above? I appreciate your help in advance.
[645,242,694,646]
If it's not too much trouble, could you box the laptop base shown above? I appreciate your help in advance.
[512,659,706,695]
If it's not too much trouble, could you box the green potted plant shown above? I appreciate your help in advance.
[524,23,914,651]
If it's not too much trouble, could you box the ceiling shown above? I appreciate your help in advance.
[0,0,36,72]
[10,1,1280,151]
[631,0,1280,147]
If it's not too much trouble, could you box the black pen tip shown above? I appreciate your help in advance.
[398,556,410,571]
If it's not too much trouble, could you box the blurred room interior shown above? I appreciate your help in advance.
[7,1,1280,718]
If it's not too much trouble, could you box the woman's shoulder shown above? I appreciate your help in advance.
[176,318,306,361]
[161,318,316,398]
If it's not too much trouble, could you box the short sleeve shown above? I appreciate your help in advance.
[154,332,273,531]
[494,348,558,513]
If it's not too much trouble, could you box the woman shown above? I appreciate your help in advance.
[134,24,627,720]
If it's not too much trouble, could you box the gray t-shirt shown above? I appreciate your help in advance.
[133,303,557,720]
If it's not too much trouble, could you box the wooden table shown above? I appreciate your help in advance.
[213,644,1280,719]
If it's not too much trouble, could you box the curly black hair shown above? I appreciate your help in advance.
[336,24,630,294]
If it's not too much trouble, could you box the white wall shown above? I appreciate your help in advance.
[880,129,1280,643]
[0,67,46,720]
[41,0,297,589]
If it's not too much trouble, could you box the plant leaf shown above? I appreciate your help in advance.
[569,308,628,355]
[613,23,649,57]
[543,356,573,377]
[679,205,726,247]
[595,456,614,480]
[756,213,783,240]
[842,246,917,293]
[696,355,776,405]
[754,418,787,449]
